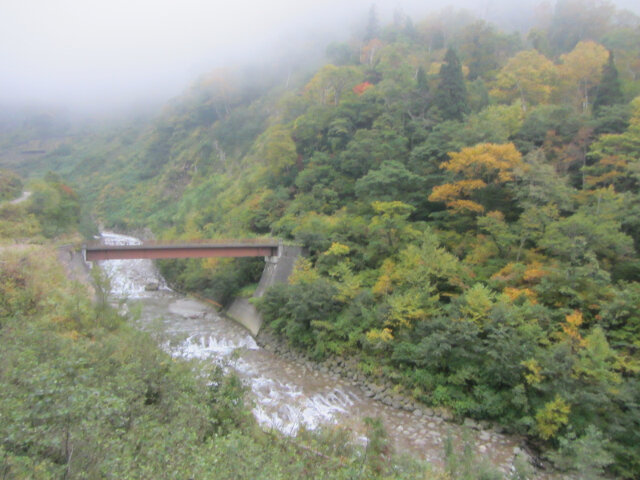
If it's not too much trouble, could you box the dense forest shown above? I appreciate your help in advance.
[2,0,640,477]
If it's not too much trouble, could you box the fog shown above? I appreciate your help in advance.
[0,0,638,114]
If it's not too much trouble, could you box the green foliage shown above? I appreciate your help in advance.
[0,169,23,201]
[158,257,263,306]
[512,105,580,154]
[590,104,630,135]
[355,161,421,205]
[0,203,40,240]
[434,48,469,121]
[548,425,614,478]
[443,434,503,480]
[457,20,522,81]
[27,180,79,238]
[593,51,625,114]
[257,279,343,356]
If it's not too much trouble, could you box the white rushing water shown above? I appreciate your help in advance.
[96,231,362,436]
[99,232,170,297]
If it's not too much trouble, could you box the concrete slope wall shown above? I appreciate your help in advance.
[226,245,302,336]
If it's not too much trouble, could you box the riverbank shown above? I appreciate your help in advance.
[254,327,546,476]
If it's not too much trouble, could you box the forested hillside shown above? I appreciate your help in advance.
[2,0,640,477]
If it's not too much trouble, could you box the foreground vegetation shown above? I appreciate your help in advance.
[2,1,640,477]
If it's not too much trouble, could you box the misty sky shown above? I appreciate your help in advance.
[1,0,638,112]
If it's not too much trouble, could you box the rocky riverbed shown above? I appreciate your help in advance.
[255,328,548,476]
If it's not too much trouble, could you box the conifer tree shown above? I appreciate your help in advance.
[364,5,380,41]
[593,50,624,115]
[434,48,469,121]
[416,66,428,92]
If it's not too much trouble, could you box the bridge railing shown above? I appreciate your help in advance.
[84,237,280,248]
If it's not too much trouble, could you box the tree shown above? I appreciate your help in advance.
[540,209,633,266]
[0,169,23,202]
[428,143,524,215]
[26,178,80,238]
[304,65,361,106]
[434,48,469,121]
[549,425,615,479]
[512,105,581,155]
[586,98,640,191]
[457,21,521,80]
[364,4,380,42]
[192,68,239,119]
[491,50,557,111]
[416,66,428,91]
[559,41,609,113]
[368,201,417,250]
[338,117,409,178]
[514,149,574,210]
[254,125,297,185]
[593,51,624,114]
[360,38,383,67]
[404,66,431,121]
[365,201,419,265]
[355,161,422,205]
[536,395,571,440]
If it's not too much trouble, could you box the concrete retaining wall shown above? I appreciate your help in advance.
[226,245,302,336]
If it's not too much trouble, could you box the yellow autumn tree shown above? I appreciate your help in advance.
[491,50,557,111]
[560,310,586,351]
[558,40,609,113]
[288,257,320,285]
[428,143,524,214]
[536,395,571,440]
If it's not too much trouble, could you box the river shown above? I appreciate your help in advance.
[97,231,545,477]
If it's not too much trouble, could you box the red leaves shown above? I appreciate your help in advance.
[352,82,373,96]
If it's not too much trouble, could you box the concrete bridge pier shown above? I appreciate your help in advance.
[226,244,302,336]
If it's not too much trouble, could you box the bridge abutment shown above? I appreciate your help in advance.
[226,245,302,336]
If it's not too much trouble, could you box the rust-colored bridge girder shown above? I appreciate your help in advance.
[84,242,280,261]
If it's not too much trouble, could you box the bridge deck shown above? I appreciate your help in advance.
[84,242,280,261]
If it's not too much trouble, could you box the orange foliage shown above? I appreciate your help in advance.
[447,199,485,214]
[523,261,548,283]
[59,183,76,196]
[353,82,373,95]
[429,181,486,213]
[442,143,523,182]
[503,287,537,304]
[428,143,523,214]
[491,262,520,283]
[562,310,585,348]
[429,182,463,203]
